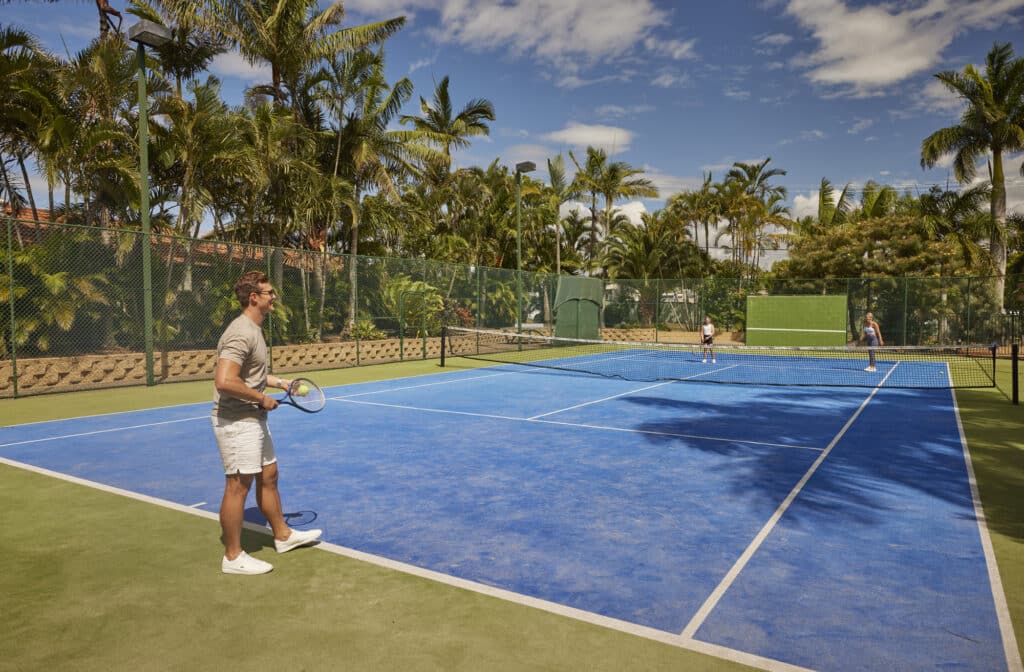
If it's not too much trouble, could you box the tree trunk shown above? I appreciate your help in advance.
[16,153,38,222]
[348,202,360,330]
[991,150,1007,312]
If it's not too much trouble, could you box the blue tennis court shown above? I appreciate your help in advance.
[0,359,1019,671]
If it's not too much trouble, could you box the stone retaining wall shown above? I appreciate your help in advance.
[0,337,444,396]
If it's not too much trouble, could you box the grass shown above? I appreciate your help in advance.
[1,357,1021,670]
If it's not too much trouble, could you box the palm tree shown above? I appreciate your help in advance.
[0,25,50,221]
[816,178,854,230]
[668,172,719,259]
[602,211,672,326]
[333,56,435,329]
[400,75,495,172]
[569,146,658,272]
[921,42,1024,310]
[125,1,227,99]
[204,0,404,120]
[854,180,898,220]
[544,154,579,274]
[919,183,991,270]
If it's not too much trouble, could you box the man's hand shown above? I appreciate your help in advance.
[260,394,280,411]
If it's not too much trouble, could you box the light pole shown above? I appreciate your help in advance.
[129,20,171,386]
[514,161,535,336]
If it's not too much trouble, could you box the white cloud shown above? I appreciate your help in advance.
[555,72,628,90]
[613,201,648,226]
[879,170,891,176]
[784,0,1024,96]
[595,104,655,118]
[559,200,590,219]
[778,129,826,145]
[429,0,668,69]
[723,87,750,100]
[210,52,271,83]
[408,57,435,74]
[921,78,966,114]
[792,192,819,219]
[543,123,633,154]
[652,71,691,88]
[765,61,786,71]
[498,144,558,173]
[700,158,767,174]
[644,36,698,60]
[758,33,793,47]
[847,118,874,134]
[641,165,704,199]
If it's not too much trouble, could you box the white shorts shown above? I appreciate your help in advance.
[211,417,277,475]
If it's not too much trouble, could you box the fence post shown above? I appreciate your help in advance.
[354,254,360,367]
[966,276,972,342]
[655,278,660,342]
[6,219,18,398]
[1013,343,1019,405]
[902,277,908,346]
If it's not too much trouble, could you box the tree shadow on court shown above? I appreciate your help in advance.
[243,507,320,528]
[622,386,1019,536]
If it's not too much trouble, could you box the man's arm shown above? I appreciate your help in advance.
[214,358,278,410]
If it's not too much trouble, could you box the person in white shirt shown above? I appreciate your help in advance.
[212,271,322,575]
[701,315,716,364]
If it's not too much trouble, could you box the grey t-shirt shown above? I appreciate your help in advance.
[212,314,268,422]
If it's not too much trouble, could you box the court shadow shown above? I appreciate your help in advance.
[624,387,998,531]
[243,507,320,527]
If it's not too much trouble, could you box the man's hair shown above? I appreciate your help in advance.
[234,271,270,307]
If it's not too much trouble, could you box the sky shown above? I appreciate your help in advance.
[5,0,1024,256]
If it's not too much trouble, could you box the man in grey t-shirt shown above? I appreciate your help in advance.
[212,271,321,575]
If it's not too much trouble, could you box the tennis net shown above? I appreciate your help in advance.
[440,327,996,389]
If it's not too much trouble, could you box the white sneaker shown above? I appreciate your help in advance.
[712,359,716,364]
[275,528,323,554]
[864,366,876,372]
[222,551,273,575]
[702,358,707,363]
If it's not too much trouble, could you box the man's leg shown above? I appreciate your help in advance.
[256,462,291,541]
[220,473,254,560]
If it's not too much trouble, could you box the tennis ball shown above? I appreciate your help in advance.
[296,384,309,396]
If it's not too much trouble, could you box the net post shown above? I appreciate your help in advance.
[1012,343,1019,405]
[440,326,447,367]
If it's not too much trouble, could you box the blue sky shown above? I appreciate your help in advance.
[5,0,1024,228]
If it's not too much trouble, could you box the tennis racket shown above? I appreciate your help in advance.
[278,377,326,413]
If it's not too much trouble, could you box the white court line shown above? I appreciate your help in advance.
[334,371,513,399]
[188,501,207,508]
[0,455,813,672]
[950,387,1024,672]
[0,400,212,429]
[339,397,822,452]
[528,381,677,420]
[337,398,521,422]
[528,365,742,421]
[679,363,900,640]
[0,415,209,448]
[533,419,823,452]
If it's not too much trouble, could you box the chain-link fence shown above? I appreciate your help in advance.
[2,216,1022,397]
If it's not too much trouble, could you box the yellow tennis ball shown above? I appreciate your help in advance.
[296,384,309,396]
